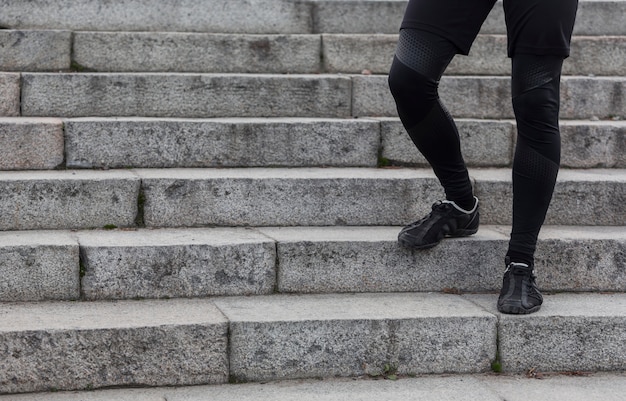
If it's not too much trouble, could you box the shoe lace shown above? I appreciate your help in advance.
[403,200,451,229]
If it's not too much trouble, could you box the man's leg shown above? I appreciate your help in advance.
[498,0,578,314]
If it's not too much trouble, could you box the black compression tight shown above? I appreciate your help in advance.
[388,28,564,266]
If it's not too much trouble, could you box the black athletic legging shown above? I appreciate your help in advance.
[388,29,564,266]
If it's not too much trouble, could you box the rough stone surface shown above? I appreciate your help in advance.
[473,169,626,226]
[261,226,508,293]
[0,30,71,71]
[0,299,229,394]
[467,293,626,373]
[260,225,626,294]
[0,170,140,230]
[560,121,626,168]
[0,0,312,33]
[138,168,443,227]
[21,73,352,118]
[352,75,626,119]
[0,231,79,301]
[0,118,64,170]
[64,117,379,168]
[3,373,626,400]
[532,226,626,292]
[0,73,20,117]
[74,33,321,73]
[380,118,514,167]
[323,34,626,76]
[311,0,626,36]
[214,293,496,381]
[78,228,276,300]
[322,33,398,73]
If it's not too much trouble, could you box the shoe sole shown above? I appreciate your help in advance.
[397,226,479,250]
[497,302,542,314]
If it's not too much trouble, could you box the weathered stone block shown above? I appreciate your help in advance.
[0,299,228,393]
[0,73,20,116]
[0,231,79,301]
[0,30,71,71]
[78,228,276,300]
[65,117,379,168]
[0,117,64,170]
[215,293,496,381]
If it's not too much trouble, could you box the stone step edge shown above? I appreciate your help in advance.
[1,292,624,390]
[1,372,625,401]
[2,225,624,302]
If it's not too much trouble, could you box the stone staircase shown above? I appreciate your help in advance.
[0,0,624,398]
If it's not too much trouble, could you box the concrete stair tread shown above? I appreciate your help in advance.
[2,225,624,302]
[0,167,623,230]
[1,373,626,401]
[1,292,624,392]
[1,0,623,35]
[16,73,625,119]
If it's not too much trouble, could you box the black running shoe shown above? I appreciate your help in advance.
[397,197,479,250]
[497,257,543,314]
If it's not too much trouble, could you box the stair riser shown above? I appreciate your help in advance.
[21,74,352,118]
[354,76,626,120]
[0,172,139,230]
[468,294,626,373]
[324,35,626,76]
[0,74,20,117]
[0,0,312,34]
[0,118,64,170]
[0,169,622,230]
[64,119,380,168]
[3,227,623,302]
[0,300,228,394]
[6,31,625,76]
[19,74,625,120]
[0,30,71,72]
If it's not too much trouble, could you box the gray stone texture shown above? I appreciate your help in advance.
[0,170,140,230]
[323,34,626,76]
[0,0,312,33]
[137,168,444,227]
[0,30,71,71]
[473,169,626,226]
[78,228,276,300]
[64,117,379,168]
[467,293,626,373]
[73,32,321,73]
[353,75,626,120]
[380,118,514,167]
[560,121,626,168]
[0,118,64,170]
[311,0,626,36]
[533,226,626,292]
[259,225,626,294]
[0,73,20,117]
[3,374,626,401]
[21,73,352,118]
[214,293,496,381]
[322,33,398,73]
[0,299,228,394]
[0,231,79,302]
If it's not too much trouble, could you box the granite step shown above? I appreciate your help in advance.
[0,168,622,230]
[1,373,626,401]
[1,117,623,170]
[2,225,622,302]
[4,292,623,393]
[0,0,623,35]
[3,29,624,75]
[68,32,625,76]
[0,298,229,394]
[18,73,625,120]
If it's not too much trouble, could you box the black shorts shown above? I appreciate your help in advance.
[400,0,578,57]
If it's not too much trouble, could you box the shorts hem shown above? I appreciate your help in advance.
[399,22,470,55]
[509,46,571,58]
